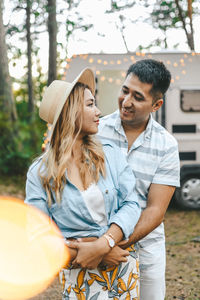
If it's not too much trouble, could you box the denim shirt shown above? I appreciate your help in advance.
[25,141,141,240]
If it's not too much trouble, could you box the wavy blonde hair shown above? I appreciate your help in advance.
[39,82,105,206]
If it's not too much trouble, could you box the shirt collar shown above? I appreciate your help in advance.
[144,114,153,140]
[107,109,153,139]
[114,110,126,137]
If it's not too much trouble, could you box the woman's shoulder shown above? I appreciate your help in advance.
[27,155,44,175]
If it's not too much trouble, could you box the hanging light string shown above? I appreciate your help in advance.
[42,51,200,150]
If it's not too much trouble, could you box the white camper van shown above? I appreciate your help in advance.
[65,52,200,209]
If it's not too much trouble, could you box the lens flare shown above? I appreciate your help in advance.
[0,196,70,300]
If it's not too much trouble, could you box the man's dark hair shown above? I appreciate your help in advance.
[126,59,171,101]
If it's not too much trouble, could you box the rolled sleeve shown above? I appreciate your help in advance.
[153,144,180,187]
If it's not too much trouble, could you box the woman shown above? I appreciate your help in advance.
[25,68,141,299]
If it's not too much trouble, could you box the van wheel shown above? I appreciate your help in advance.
[175,175,200,209]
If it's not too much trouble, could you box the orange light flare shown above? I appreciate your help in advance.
[0,196,70,300]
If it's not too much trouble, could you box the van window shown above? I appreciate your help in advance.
[181,90,200,112]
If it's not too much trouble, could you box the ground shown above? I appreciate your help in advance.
[0,177,199,300]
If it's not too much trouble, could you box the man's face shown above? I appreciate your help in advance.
[118,74,161,128]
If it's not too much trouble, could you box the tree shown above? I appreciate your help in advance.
[106,0,137,52]
[47,0,57,85]
[26,0,34,114]
[0,0,17,121]
[151,0,199,51]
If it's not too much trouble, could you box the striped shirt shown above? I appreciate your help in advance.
[98,110,180,211]
[98,110,180,245]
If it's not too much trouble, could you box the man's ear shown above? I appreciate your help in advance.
[152,99,163,112]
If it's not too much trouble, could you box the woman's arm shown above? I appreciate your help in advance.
[67,223,124,269]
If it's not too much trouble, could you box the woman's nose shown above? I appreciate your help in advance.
[95,107,101,116]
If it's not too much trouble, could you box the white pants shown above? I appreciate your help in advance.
[139,239,166,300]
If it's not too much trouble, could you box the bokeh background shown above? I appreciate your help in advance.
[0,1,200,299]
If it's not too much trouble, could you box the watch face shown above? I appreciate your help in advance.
[109,238,115,247]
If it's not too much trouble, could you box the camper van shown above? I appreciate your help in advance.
[65,52,200,209]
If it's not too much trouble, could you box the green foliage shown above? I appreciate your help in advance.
[0,109,46,176]
[0,104,46,175]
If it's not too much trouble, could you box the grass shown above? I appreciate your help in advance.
[164,208,200,300]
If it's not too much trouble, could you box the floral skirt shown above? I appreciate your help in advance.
[59,245,140,300]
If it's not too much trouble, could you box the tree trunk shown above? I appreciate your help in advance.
[47,0,57,86]
[26,0,34,114]
[0,0,17,121]
[175,0,195,51]
[187,0,195,51]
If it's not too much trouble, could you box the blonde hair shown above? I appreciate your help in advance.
[39,82,105,206]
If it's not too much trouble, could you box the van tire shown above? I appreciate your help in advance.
[175,175,200,209]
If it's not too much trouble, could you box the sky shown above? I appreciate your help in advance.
[4,0,200,78]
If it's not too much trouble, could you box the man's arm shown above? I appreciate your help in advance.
[118,183,175,249]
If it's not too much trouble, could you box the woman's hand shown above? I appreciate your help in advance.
[101,245,129,267]
[66,238,110,269]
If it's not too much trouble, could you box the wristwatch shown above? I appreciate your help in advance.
[103,233,115,248]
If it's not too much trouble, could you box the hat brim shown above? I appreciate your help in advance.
[51,67,95,131]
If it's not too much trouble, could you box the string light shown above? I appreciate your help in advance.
[116,79,121,85]
[121,72,126,78]
[42,51,199,149]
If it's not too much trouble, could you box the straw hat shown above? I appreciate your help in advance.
[39,68,95,129]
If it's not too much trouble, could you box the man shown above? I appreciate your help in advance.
[98,59,180,300]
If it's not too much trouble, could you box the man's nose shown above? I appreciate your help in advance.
[122,94,133,107]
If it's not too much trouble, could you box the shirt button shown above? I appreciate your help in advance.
[105,189,108,194]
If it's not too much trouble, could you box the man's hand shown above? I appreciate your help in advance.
[66,238,110,269]
[101,245,129,267]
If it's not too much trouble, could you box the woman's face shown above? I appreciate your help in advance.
[79,88,101,136]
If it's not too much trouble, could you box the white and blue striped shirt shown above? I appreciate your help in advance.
[98,110,180,212]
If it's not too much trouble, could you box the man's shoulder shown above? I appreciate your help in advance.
[151,118,178,146]
[99,110,119,126]
[101,138,119,153]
